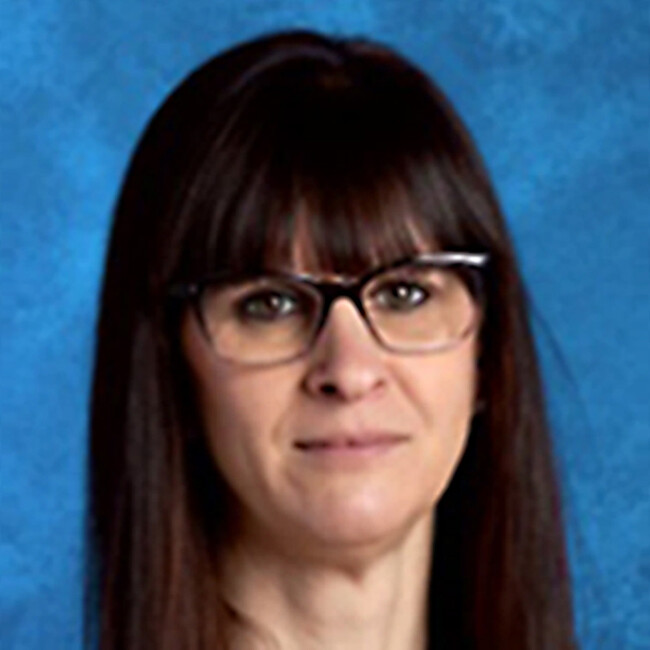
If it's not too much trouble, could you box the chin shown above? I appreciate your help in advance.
[287,491,433,557]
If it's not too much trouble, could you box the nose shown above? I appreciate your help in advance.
[303,297,388,401]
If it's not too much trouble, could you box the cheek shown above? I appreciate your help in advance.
[196,373,272,440]
[409,342,478,493]
[180,314,287,491]
[193,371,285,475]
[414,339,477,421]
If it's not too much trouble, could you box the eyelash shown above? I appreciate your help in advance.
[370,281,433,310]
[238,280,437,321]
[238,290,301,320]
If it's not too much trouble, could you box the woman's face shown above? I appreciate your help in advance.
[181,234,480,559]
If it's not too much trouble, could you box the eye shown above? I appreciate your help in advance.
[371,280,434,311]
[237,289,300,321]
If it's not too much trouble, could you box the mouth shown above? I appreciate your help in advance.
[293,432,410,466]
[294,431,410,449]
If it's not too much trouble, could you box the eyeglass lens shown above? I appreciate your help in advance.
[199,262,480,363]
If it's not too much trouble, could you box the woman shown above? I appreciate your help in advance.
[86,29,578,649]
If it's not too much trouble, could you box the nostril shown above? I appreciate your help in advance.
[320,383,338,396]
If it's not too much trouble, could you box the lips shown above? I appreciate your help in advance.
[294,432,409,450]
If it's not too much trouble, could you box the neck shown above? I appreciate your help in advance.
[216,512,434,650]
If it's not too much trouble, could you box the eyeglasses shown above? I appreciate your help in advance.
[169,252,489,366]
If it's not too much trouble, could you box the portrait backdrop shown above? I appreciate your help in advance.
[0,1,648,649]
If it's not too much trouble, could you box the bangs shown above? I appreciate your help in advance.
[168,45,492,283]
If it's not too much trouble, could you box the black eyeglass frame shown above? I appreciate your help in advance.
[168,251,490,367]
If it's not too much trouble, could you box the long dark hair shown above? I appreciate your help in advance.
[85,29,577,649]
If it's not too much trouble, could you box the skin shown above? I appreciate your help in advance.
[180,233,481,650]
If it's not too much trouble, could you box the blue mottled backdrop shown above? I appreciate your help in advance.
[0,1,648,648]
